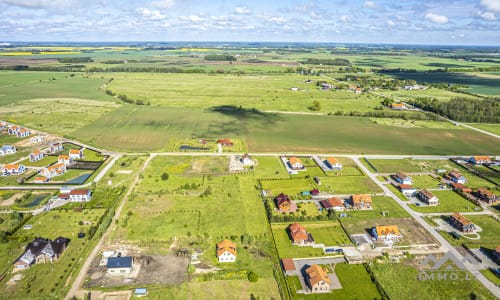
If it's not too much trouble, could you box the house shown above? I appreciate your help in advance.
[469,156,491,165]
[16,128,30,138]
[30,135,45,143]
[40,163,67,179]
[217,138,233,146]
[450,183,472,193]
[289,222,314,245]
[34,177,48,183]
[275,193,297,213]
[417,189,439,206]
[399,184,417,196]
[240,154,255,166]
[288,157,304,170]
[107,256,133,275]
[493,246,500,264]
[349,85,362,94]
[305,264,331,293]
[394,171,412,185]
[281,258,296,276]
[320,197,344,211]
[216,239,237,262]
[0,145,16,156]
[321,83,333,90]
[13,237,69,271]
[372,225,402,245]
[69,149,84,160]
[310,189,320,196]
[325,157,342,170]
[448,170,466,184]
[58,155,73,165]
[351,194,372,209]
[391,102,406,110]
[7,125,19,135]
[449,213,476,233]
[1,164,25,176]
[49,143,64,153]
[68,189,91,202]
[474,188,498,205]
[29,150,44,162]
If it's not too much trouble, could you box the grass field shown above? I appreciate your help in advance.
[377,87,478,102]
[319,176,382,194]
[260,178,316,196]
[467,123,500,136]
[410,190,481,213]
[21,155,58,167]
[253,156,290,179]
[366,158,423,173]
[411,175,442,189]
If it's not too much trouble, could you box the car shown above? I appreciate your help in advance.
[415,203,420,206]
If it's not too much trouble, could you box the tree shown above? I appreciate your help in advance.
[308,100,321,111]
[161,172,169,181]
[0,230,7,243]
[247,271,259,282]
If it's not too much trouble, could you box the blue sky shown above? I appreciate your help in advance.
[1,0,499,45]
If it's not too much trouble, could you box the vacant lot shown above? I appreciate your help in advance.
[319,176,382,194]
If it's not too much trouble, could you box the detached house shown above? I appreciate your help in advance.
[58,155,73,165]
[1,164,25,176]
[217,138,233,146]
[474,188,498,205]
[288,222,314,245]
[13,237,69,271]
[67,189,91,202]
[7,125,19,135]
[351,194,372,209]
[394,171,412,185]
[469,156,491,165]
[107,256,133,275]
[320,197,345,211]
[0,145,16,156]
[240,154,255,166]
[305,264,331,293]
[288,157,304,170]
[16,128,30,138]
[49,143,64,153]
[325,157,342,170]
[418,189,439,206]
[372,225,402,245]
[399,184,417,196]
[216,239,237,262]
[69,149,84,160]
[275,193,296,213]
[449,213,476,233]
[448,170,466,184]
[29,150,44,162]
[40,163,67,179]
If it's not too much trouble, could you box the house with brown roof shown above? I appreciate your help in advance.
[1,164,25,176]
[69,149,84,160]
[449,213,476,233]
[394,171,412,185]
[474,188,498,205]
[372,225,402,245]
[448,170,466,184]
[288,223,314,245]
[417,189,439,206]
[325,157,342,170]
[13,237,69,271]
[217,138,233,146]
[58,155,73,165]
[399,184,417,196]
[216,239,236,262]
[16,128,30,138]
[275,193,297,213]
[288,157,304,170]
[29,150,44,162]
[469,156,491,165]
[350,194,372,209]
[40,163,67,179]
[450,183,472,194]
[281,258,296,276]
[320,197,344,211]
[7,125,19,135]
[305,264,331,293]
[49,143,64,153]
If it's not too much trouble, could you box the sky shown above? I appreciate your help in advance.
[0,0,499,45]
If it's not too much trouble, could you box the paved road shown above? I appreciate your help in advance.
[65,154,154,300]
[352,156,500,298]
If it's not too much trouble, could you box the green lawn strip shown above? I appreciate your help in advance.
[366,159,422,173]
[480,269,500,285]
[409,190,481,213]
[411,174,442,189]
[253,156,290,179]
[21,155,58,167]
[318,176,382,194]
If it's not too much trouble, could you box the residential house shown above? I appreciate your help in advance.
[49,143,64,153]
[240,154,255,166]
[448,170,466,184]
[474,188,498,205]
[391,102,406,110]
[29,150,44,162]
[16,128,30,138]
[449,213,476,233]
[58,155,73,165]
[68,189,91,202]
[281,258,296,276]
[217,138,233,146]
[69,149,84,160]
[275,193,296,213]
[305,264,331,293]
[418,189,439,206]
[7,125,19,135]
[0,121,7,129]
[288,222,314,245]
[216,239,237,262]
[34,177,49,183]
[107,256,133,275]
[0,145,16,156]
[325,157,342,170]
[40,163,67,179]
[13,237,69,271]
[348,85,362,94]
[320,83,332,90]
[288,157,304,170]
[29,135,45,143]
[1,164,25,176]
[372,225,402,245]
[350,194,372,209]
[394,171,412,185]
[320,197,345,211]
[469,156,492,165]
[399,184,417,196]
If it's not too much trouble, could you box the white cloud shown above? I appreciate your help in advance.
[481,0,500,12]
[234,6,251,15]
[180,15,204,22]
[363,1,375,8]
[339,15,349,22]
[151,0,175,9]
[425,12,448,24]
[478,11,496,20]
[387,20,395,26]
[137,8,166,20]
[2,0,76,9]
[266,16,286,24]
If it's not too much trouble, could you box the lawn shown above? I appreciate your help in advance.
[462,215,500,249]
[260,178,316,196]
[82,149,104,162]
[365,158,425,173]
[319,176,382,194]
[340,196,411,227]
[271,223,335,258]
[410,190,481,213]
[252,156,290,179]
[21,155,58,167]
[290,166,326,178]
[411,174,442,189]
[480,269,500,285]
[305,222,352,246]
[467,123,500,136]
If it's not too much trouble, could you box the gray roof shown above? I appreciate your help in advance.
[107,256,132,269]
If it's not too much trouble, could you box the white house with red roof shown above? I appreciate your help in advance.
[69,149,84,160]
[16,128,30,138]
[29,150,44,162]
[59,189,91,202]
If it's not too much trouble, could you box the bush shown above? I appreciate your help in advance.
[247,271,259,282]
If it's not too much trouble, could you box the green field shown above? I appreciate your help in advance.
[411,175,442,189]
[319,176,382,194]
[410,190,481,213]
[467,123,500,136]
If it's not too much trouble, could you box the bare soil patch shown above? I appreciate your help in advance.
[0,57,58,66]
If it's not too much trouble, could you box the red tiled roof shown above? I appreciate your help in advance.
[69,189,89,195]
[281,258,296,271]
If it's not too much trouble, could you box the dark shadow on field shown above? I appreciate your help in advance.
[424,63,475,68]
[383,72,500,88]
[209,105,282,125]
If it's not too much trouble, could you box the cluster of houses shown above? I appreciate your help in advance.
[13,237,70,271]
[34,148,84,182]
[6,125,31,138]
[393,172,440,206]
[274,193,373,213]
